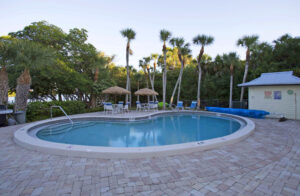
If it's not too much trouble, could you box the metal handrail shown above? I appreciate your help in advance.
[50,106,73,125]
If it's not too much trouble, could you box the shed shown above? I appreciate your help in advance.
[238,71,300,120]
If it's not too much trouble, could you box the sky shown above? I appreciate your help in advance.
[1,0,300,69]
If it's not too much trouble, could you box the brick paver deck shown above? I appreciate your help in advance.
[0,113,300,196]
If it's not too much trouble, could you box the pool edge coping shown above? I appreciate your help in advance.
[14,111,255,159]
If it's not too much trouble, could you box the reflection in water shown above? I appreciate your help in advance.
[37,114,241,147]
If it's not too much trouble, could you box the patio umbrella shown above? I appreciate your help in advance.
[134,88,159,96]
[102,86,131,103]
[102,86,131,95]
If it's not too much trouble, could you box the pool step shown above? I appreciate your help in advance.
[38,122,97,136]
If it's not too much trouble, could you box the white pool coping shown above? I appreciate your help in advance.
[14,111,255,159]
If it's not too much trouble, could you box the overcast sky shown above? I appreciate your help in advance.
[1,0,300,68]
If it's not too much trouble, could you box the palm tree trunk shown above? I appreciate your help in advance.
[240,62,248,102]
[197,63,202,109]
[0,67,9,105]
[169,60,184,107]
[15,68,32,112]
[148,69,157,101]
[240,49,250,102]
[229,73,233,108]
[125,42,130,104]
[197,47,204,109]
[162,44,167,110]
[137,81,140,101]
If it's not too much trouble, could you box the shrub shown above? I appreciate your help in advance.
[26,101,87,122]
[158,102,169,108]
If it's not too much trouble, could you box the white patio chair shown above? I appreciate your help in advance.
[122,103,129,113]
[104,103,113,114]
[136,101,143,111]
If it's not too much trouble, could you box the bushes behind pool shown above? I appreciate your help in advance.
[26,101,88,122]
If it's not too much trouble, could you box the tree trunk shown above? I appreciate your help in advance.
[240,49,250,102]
[125,42,130,104]
[162,43,167,110]
[197,63,202,109]
[197,46,204,109]
[148,69,156,101]
[0,67,9,105]
[229,73,233,108]
[169,59,184,107]
[15,68,31,112]
[137,81,140,101]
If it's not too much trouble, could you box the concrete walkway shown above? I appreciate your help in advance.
[0,112,300,196]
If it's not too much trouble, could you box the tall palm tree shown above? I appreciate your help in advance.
[223,52,239,108]
[134,72,143,101]
[150,53,158,101]
[193,35,214,109]
[121,28,136,104]
[169,37,190,106]
[237,35,259,101]
[159,30,172,109]
[138,59,150,102]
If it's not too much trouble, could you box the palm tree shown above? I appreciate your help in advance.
[237,35,259,101]
[138,59,150,102]
[193,35,214,109]
[169,37,191,106]
[223,52,239,108]
[159,30,172,109]
[134,72,143,101]
[149,53,158,101]
[0,39,11,106]
[2,40,55,112]
[120,28,136,104]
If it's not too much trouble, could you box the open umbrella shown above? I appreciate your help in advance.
[134,88,158,96]
[102,86,131,104]
[102,86,131,95]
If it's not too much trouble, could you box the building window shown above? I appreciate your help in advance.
[274,91,282,100]
[264,91,272,99]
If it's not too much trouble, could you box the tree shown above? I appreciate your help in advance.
[150,53,158,101]
[0,37,13,105]
[159,30,172,109]
[237,35,259,101]
[139,58,151,102]
[3,40,55,112]
[169,37,191,106]
[134,72,143,101]
[193,35,214,109]
[120,28,136,104]
[223,52,239,108]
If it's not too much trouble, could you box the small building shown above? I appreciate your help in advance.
[238,71,300,120]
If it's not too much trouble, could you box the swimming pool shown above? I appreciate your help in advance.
[36,114,241,147]
[14,111,255,158]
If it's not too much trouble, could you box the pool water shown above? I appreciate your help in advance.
[36,114,241,147]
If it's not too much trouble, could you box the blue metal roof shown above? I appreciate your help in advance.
[238,71,300,87]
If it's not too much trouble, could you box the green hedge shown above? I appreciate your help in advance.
[26,101,95,122]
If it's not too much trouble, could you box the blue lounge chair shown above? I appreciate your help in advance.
[176,101,184,110]
[185,101,197,110]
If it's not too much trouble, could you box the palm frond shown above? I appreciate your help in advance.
[160,29,172,42]
[120,28,136,40]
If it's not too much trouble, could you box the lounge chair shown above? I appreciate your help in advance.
[175,101,184,110]
[149,101,158,111]
[185,101,197,110]
[123,103,129,113]
[104,102,113,114]
[136,101,143,111]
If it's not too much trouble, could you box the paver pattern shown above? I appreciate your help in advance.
[0,113,300,196]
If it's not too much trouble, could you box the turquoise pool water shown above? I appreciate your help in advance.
[36,114,241,147]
